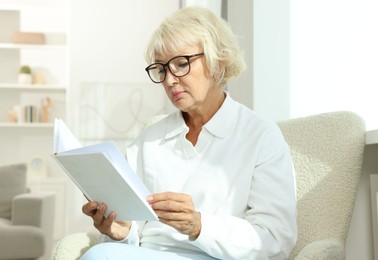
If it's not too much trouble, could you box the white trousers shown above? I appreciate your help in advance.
[80,243,217,260]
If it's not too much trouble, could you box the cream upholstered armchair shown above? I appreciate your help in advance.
[279,111,365,259]
[0,163,56,260]
[52,111,365,260]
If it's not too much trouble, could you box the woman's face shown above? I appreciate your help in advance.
[156,46,220,114]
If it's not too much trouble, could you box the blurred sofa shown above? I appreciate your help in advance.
[0,163,55,260]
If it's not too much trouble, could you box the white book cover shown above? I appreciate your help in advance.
[52,118,158,221]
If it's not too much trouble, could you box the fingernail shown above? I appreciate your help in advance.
[146,196,153,202]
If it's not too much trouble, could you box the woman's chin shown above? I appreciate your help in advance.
[171,99,188,110]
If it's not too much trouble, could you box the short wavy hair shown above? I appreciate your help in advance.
[145,6,246,88]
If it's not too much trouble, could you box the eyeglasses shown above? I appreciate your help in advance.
[145,53,204,84]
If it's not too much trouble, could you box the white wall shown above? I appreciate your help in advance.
[228,1,291,121]
[290,0,378,131]
[227,0,254,110]
[248,0,378,130]
[69,0,177,137]
[251,0,291,121]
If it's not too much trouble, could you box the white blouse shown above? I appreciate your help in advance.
[108,93,297,259]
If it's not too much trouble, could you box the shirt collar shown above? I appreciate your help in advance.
[165,111,188,140]
[164,92,237,140]
[203,92,236,138]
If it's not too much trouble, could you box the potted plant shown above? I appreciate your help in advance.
[18,65,32,84]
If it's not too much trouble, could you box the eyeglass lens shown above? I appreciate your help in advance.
[148,56,191,83]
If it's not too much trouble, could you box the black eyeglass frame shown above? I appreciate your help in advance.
[145,53,205,84]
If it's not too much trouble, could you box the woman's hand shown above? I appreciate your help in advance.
[147,192,201,241]
[82,201,132,241]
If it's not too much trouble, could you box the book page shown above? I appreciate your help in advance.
[53,118,82,153]
[59,141,151,198]
[55,152,157,220]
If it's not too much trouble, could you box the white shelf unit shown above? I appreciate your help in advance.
[0,42,67,50]
[0,6,68,127]
[0,83,66,90]
[0,82,66,127]
[0,2,69,244]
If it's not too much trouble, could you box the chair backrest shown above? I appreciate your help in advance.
[277,111,365,258]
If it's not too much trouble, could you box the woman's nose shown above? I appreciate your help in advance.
[165,69,179,84]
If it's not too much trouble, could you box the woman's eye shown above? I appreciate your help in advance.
[178,61,189,68]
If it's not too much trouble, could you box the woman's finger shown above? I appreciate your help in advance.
[82,201,99,216]
[148,192,190,203]
[151,200,190,212]
[92,203,107,228]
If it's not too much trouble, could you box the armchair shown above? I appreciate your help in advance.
[52,111,366,259]
[278,111,365,259]
[0,163,55,260]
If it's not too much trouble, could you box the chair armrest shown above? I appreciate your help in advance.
[12,192,55,227]
[12,191,55,247]
[295,238,344,260]
[52,231,101,260]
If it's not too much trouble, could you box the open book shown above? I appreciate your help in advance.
[52,118,158,221]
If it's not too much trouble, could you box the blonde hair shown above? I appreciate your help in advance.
[145,6,246,88]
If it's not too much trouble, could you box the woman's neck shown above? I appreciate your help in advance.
[183,90,225,145]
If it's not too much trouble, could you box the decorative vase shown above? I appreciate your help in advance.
[18,73,32,84]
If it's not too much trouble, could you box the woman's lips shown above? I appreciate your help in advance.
[172,91,185,101]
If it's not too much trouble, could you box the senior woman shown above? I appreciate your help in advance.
[81,6,297,260]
